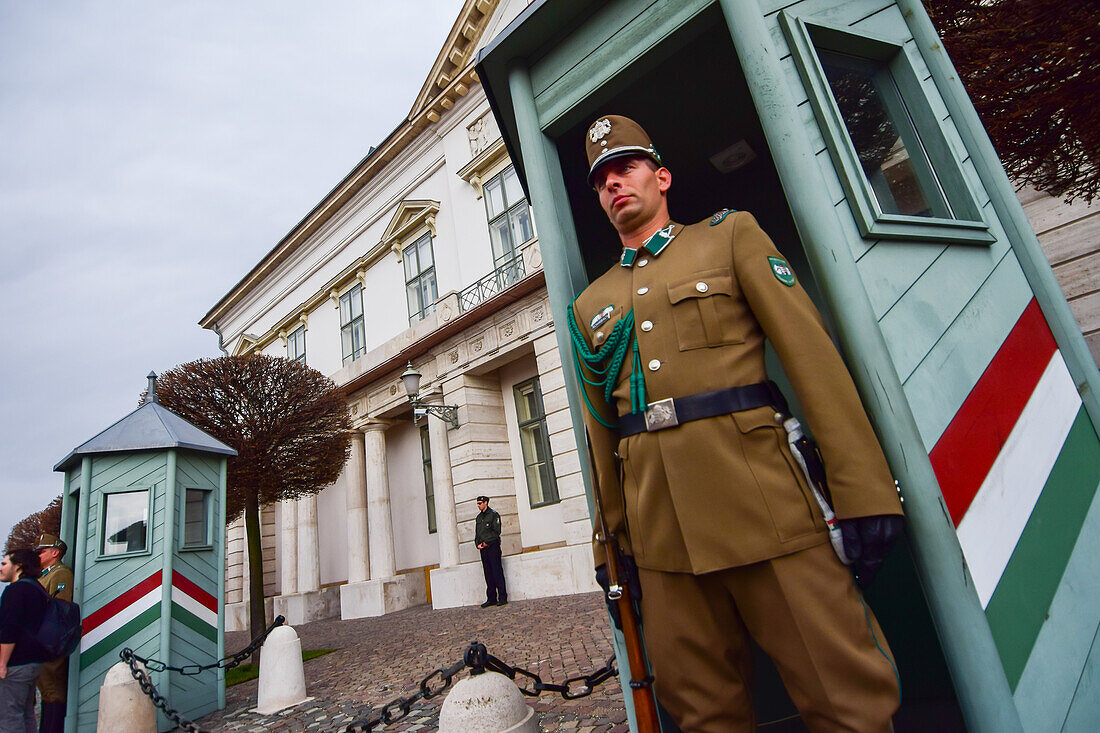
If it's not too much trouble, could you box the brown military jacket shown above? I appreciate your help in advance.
[39,562,74,602]
[573,211,902,575]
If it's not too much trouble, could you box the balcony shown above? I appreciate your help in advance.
[458,250,527,312]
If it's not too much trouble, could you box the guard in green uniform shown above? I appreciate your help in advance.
[36,533,73,733]
[571,115,904,731]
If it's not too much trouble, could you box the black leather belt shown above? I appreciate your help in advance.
[618,381,788,437]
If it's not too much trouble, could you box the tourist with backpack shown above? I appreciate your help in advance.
[35,534,73,733]
[0,548,50,733]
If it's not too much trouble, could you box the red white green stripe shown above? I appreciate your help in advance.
[78,569,219,668]
[170,570,218,643]
[80,570,163,669]
[929,298,1100,687]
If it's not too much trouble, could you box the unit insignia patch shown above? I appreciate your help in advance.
[710,208,736,226]
[768,256,796,286]
[590,305,615,330]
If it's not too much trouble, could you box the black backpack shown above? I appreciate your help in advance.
[21,578,83,659]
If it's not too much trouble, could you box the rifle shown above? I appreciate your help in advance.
[587,436,661,733]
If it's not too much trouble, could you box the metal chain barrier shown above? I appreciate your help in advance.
[119,625,618,733]
[119,615,286,732]
[343,641,618,732]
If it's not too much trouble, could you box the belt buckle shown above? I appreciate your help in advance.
[644,398,679,431]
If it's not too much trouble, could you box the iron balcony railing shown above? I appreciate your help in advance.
[458,251,527,312]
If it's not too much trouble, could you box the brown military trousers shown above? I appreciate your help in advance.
[639,543,899,732]
[36,658,68,703]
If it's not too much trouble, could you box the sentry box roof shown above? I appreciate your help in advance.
[54,372,236,472]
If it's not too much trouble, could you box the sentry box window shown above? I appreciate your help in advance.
[781,13,993,245]
[182,488,213,549]
[101,489,151,557]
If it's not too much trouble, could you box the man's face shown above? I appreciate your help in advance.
[593,156,671,234]
[477,500,488,511]
[38,547,59,569]
[0,554,15,583]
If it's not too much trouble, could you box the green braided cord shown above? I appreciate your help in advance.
[567,302,647,426]
[630,337,646,413]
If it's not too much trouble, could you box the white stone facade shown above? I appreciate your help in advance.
[204,0,597,629]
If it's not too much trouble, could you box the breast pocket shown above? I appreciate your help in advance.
[667,268,747,351]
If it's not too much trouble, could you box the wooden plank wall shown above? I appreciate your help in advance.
[759,0,1026,452]
[1019,186,1100,365]
[76,452,167,732]
[169,452,223,720]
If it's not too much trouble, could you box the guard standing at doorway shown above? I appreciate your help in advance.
[570,115,904,732]
[474,496,508,607]
[36,533,74,733]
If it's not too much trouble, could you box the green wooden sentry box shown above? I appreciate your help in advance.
[477,1,1100,730]
[54,374,236,733]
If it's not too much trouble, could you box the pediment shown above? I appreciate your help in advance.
[231,333,262,357]
[381,200,441,258]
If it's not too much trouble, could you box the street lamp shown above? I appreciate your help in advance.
[400,362,459,429]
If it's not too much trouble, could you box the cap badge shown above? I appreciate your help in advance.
[768,256,796,286]
[589,118,612,143]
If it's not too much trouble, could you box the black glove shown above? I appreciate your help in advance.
[839,515,904,588]
[594,555,643,630]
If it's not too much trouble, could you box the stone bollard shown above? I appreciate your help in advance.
[438,671,538,732]
[97,661,156,732]
[253,624,313,714]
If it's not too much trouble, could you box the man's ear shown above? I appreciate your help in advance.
[656,167,672,193]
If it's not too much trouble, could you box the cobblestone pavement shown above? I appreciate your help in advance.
[197,592,627,732]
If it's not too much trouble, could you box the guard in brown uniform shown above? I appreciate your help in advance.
[36,533,73,733]
[570,115,904,732]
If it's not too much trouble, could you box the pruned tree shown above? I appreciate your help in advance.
[6,495,63,554]
[154,355,351,648]
[927,0,1100,203]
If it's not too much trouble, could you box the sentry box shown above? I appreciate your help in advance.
[54,373,236,732]
[476,1,1100,730]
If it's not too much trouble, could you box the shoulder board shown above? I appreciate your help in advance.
[710,208,737,226]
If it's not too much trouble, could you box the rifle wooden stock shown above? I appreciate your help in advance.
[586,435,660,732]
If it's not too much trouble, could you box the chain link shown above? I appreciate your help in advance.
[119,615,286,732]
[343,642,618,732]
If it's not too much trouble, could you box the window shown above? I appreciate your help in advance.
[340,284,366,364]
[420,426,436,534]
[404,233,438,325]
[101,489,150,557]
[514,378,559,507]
[781,13,992,244]
[287,325,306,364]
[484,166,534,277]
[182,489,213,548]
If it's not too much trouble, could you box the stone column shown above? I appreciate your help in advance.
[279,499,298,596]
[346,430,370,583]
[296,495,320,593]
[423,392,460,567]
[364,420,395,579]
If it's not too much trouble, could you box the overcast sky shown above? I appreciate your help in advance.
[0,0,463,548]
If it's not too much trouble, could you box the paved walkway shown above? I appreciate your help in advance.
[199,592,627,732]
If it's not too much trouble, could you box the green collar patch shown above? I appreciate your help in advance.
[620,223,677,266]
[768,256,796,286]
[710,208,736,226]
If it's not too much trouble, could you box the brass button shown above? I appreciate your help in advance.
[696,281,709,293]
[648,359,661,371]
[595,331,605,342]
[638,259,649,267]
[637,286,649,295]
[640,320,653,332]
[774,412,784,423]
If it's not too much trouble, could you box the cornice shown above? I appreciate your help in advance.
[201,1,501,331]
